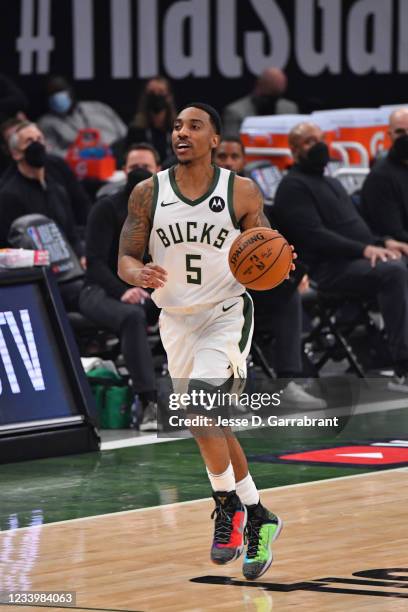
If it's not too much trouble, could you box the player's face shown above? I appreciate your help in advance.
[172,107,219,164]
[215,141,245,173]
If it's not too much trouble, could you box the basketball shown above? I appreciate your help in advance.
[228,227,292,290]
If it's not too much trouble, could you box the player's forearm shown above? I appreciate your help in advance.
[117,255,144,286]
[240,210,271,230]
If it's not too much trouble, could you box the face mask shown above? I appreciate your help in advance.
[24,141,47,168]
[393,134,408,161]
[146,93,168,114]
[48,90,72,115]
[125,168,152,197]
[299,141,330,173]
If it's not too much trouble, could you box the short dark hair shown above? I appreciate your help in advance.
[124,142,160,165]
[179,102,222,135]
[219,135,245,154]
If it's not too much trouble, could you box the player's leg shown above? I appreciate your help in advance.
[225,431,283,579]
[197,295,283,579]
[160,308,245,564]
[187,373,247,566]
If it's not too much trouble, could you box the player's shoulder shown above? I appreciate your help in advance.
[132,175,155,192]
[128,176,156,208]
[233,174,261,197]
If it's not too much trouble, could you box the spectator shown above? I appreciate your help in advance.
[38,76,126,158]
[223,67,298,135]
[79,146,161,431]
[0,74,28,123]
[0,119,91,225]
[273,121,408,388]
[214,136,245,174]
[125,76,176,164]
[362,108,408,242]
[216,137,326,408]
[0,121,85,310]
[0,116,23,178]
[96,142,161,199]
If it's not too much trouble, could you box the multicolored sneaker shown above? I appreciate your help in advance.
[243,503,283,580]
[210,491,247,565]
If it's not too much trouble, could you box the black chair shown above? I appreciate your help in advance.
[67,312,121,359]
[302,288,390,377]
[249,332,276,379]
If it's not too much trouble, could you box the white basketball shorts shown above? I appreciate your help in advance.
[159,293,254,384]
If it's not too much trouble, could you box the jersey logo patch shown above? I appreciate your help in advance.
[209,196,225,212]
[222,302,238,312]
[161,200,179,207]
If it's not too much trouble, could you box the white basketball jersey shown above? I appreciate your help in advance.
[149,165,244,310]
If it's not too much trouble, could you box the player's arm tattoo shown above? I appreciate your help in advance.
[119,179,153,261]
[240,180,271,230]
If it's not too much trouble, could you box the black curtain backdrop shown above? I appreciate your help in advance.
[2,0,408,123]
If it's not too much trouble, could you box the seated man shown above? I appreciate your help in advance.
[216,137,325,407]
[79,145,160,431]
[0,121,85,310]
[0,119,91,225]
[214,136,246,175]
[223,67,298,135]
[273,121,408,388]
[0,117,23,178]
[96,142,161,199]
[362,108,408,242]
[38,75,126,158]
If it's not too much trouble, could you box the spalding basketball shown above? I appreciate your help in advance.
[228,227,292,290]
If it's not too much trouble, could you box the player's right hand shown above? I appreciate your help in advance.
[363,245,399,268]
[136,263,168,289]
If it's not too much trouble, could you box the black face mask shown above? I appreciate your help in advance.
[125,168,152,197]
[253,94,278,115]
[392,134,408,161]
[146,93,168,114]
[24,141,47,168]
[299,142,330,174]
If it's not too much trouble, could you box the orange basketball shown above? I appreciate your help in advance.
[228,227,292,290]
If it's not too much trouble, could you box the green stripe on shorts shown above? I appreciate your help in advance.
[239,293,253,352]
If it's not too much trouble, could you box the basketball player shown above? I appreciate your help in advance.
[118,103,295,579]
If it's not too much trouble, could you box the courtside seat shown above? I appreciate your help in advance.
[67,312,120,359]
[302,288,389,377]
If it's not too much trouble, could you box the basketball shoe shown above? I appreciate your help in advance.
[243,502,283,580]
[210,491,247,564]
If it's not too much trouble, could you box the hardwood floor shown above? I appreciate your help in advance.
[1,468,407,611]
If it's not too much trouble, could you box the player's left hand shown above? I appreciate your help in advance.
[285,245,297,278]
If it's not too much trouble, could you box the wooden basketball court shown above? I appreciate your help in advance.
[1,468,407,612]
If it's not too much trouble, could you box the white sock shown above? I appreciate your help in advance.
[206,462,235,492]
[236,472,260,506]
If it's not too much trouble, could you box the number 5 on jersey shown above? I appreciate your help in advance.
[186,254,202,284]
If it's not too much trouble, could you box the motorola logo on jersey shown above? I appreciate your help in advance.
[209,196,225,213]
